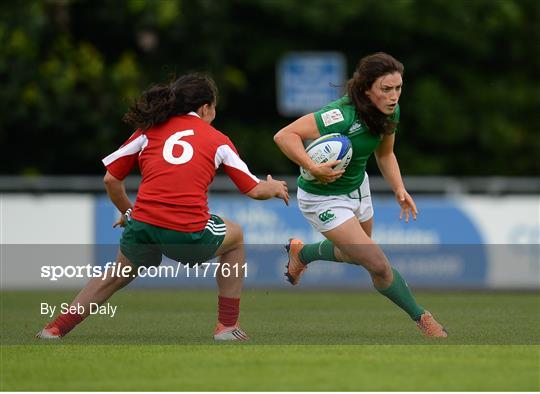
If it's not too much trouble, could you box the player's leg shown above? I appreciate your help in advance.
[36,251,138,339]
[286,173,375,280]
[285,186,359,284]
[213,218,245,298]
[323,218,446,336]
[323,217,392,287]
[358,173,374,238]
[211,216,248,340]
[69,251,137,313]
[286,209,447,337]
[287,178,446,336]
[36,219,162,339]
[360,217,373,238]
[288,173,373,281]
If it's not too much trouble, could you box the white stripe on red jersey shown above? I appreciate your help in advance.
[102,134,148,166]
[214,144,260,193]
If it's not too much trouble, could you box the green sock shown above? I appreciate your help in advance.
[299,239,337,264]
[376,268,424,320]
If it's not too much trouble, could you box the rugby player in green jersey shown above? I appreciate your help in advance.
[274,52,447,337]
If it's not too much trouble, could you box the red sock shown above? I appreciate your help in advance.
[218,296,240,327]
[50,311,84,336]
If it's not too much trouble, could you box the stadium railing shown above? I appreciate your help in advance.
[0,175,539,195]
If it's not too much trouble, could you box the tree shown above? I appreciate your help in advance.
[1,0,538,176]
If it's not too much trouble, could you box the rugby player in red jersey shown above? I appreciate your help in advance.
[36,73,288,341]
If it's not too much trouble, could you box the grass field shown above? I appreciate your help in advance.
[1,289,539,390]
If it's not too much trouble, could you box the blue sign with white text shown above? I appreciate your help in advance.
[277,52,346,116]
[94,195,487,289]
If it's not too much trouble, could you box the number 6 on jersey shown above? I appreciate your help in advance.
[163,130,195,165]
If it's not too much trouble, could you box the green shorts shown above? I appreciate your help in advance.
[120,215,226,267]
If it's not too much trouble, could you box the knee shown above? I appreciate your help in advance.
[371,262,392,281]
[226,220,244,245]
[334,247,347,262]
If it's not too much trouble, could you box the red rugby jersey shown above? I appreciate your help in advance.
[102,112,260,232]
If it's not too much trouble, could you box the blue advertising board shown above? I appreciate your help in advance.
[94,194,487,288]
[277,52,346,116]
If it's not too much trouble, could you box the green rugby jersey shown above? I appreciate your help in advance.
[297,96,399,196]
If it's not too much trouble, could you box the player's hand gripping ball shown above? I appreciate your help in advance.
[300,133,353,181]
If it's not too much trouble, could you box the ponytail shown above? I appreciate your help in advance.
[123,73,217,131]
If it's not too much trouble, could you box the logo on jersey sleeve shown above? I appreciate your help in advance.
[321,109,344,127]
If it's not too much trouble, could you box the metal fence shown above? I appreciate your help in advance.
[0,175,539,195]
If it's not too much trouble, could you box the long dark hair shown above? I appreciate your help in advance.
[347,52,404,136]
[123,73,218,130]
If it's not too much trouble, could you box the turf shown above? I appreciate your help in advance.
[1,289,539,390]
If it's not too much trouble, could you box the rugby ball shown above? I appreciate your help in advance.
[300,133,353,181]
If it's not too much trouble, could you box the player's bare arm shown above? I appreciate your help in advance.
[274,114,344,184]
[246,175,289,205]
[374,133,417,222]
[103,171,133,227]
